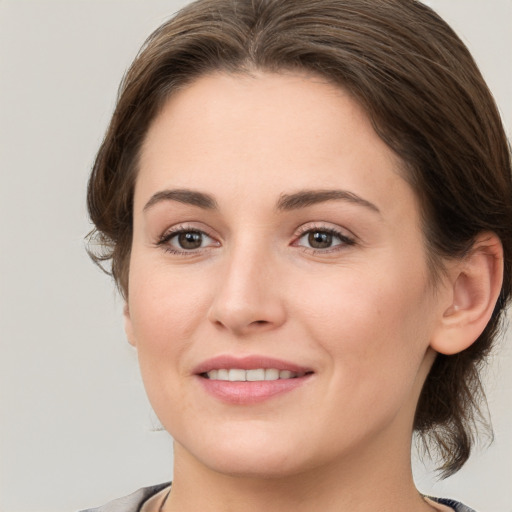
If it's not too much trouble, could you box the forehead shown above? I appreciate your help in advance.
[136,71,415,217]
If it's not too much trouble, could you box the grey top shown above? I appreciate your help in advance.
[79,483,477,512]
[79,483,170,512]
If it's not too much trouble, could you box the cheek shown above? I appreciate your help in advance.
[128,262,212,352]
[126,266,214,425]
[127,266,209,421]
[298,257,434,384]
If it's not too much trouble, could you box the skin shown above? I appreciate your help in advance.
[124,71,496,512]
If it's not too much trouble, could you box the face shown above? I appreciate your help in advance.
[126,71,445,478]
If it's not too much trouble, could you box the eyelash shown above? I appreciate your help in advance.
[293,224,356,254]
[156,224,356,256]
[156,224,218,256]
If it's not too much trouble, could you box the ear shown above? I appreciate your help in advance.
[430,232,503,356]
[123,302,137,347]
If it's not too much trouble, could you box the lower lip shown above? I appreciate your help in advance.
[197,375,312,404]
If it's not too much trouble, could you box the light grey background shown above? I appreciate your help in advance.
[0,1,510,511]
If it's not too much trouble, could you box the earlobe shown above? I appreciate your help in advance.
[430,233,503,356]
[124,302,137,347]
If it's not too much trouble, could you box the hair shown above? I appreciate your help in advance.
[87,0,512,477]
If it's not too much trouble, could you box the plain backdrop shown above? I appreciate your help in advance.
[1,1,511,511]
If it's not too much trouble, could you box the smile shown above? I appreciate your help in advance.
[195,356,314,404]
[204,369,307,381]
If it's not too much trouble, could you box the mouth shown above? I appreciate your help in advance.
[202,368,309,381]
[194,356,314,404]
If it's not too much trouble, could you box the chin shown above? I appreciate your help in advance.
[174,426,319,479]
[202,450,311,479]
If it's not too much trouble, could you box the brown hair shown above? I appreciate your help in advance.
[87,0,512,476]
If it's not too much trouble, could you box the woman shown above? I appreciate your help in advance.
[83,0,512,510]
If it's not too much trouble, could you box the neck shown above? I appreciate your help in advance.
[164,434,432,512]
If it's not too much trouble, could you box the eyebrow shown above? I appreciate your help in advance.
[143,189,218,211]
[143,187,380,214]
[277,189,380,213]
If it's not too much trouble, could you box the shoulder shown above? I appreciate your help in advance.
[78,483,171,512]
[428,496,478,512]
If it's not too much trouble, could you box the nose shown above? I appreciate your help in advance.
[207,242,287,336]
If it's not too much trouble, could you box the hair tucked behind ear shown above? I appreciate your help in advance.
[87,0,512,476]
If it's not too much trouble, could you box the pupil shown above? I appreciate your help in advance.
[178,231,202,249]
[309,231,332,248]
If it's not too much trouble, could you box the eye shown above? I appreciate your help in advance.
[303,230,337,249]
[295,228,354,251]
[158,228,218,253]
[173,231,207,250]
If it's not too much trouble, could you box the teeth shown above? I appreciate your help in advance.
[205,368,303,381]
[265,368,279,380]
[217,369,229,380]
[246,369,265,381]
[229,369,246,381]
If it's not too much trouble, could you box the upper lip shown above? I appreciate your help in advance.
[192,355,313,375]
